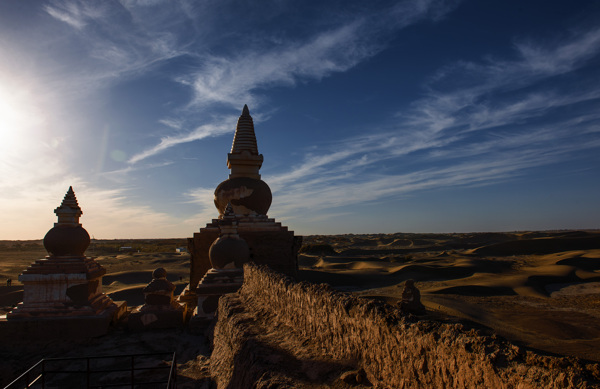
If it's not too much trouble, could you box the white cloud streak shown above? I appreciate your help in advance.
[128,121,232,163]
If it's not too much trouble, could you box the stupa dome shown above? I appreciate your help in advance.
[214,177,272,216]
[209,203,250,269]
[43,187,91,257]
[214,105,272,217]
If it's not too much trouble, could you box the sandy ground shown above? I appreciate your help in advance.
[1,231,599,385]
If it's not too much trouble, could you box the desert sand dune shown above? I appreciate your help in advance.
[472,235,600,256]
[383,238,413,246]
[300,231,600,362]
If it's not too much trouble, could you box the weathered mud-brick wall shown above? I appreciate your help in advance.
[214,264,599,388]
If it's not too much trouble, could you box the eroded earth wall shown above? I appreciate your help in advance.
[210,264,600,388]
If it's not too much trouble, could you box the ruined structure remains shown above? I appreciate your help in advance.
[5,187,126,337]
[399,279,426,315]
[180,105,302,312]
[128,267,186,330]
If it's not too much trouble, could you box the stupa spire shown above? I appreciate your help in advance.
[214,105,272,217]
[227,105,263,179]
[54,186,83,226]
[230,105,258,155]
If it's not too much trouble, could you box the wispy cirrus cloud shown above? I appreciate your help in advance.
[184,0,461,109]
[43,3,87,30]
[185,20,375,109]
[40,0,194,98]
[127,120,232,163]
[125,0,460,163]
[246,26,600,220]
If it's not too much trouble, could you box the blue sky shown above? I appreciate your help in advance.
[1,0,599,239]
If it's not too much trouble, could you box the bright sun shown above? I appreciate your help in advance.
[0,81,43,155]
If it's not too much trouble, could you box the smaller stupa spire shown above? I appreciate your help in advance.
[54,186,83,226]
[242,104,250,116]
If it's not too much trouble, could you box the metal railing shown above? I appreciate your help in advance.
[4,352,177,388]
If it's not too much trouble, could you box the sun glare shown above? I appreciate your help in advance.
[0,82,44,155]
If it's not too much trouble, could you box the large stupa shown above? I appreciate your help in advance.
[180,105,302,311]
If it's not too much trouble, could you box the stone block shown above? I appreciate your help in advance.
[127,306,186,331]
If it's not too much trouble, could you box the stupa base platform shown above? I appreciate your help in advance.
[0,301,126,340]
[7,293,117,319]
[188,217,301,292]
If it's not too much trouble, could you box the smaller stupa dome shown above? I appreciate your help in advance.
[209,203,250,269]
[152,267,168,279]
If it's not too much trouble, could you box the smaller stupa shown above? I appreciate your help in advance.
[5,187,125,338]
[191,203,249,328]
[128,267,186,330]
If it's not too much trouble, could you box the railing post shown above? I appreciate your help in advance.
[41,359,45,389]
[174,354,177,388]
[131,355,135,389]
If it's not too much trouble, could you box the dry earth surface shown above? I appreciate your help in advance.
[0,231,599,387]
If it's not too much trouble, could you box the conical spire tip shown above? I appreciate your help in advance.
[242,104,250,116]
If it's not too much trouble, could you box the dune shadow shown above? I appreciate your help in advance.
[297,269,401,291]
[337,248,417,256]
[431,285,517,296]
[473,236,600,256]
[526,272,581,296]
[556,256,600,271]
[390,264,475,280]
[465,259,514,273]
